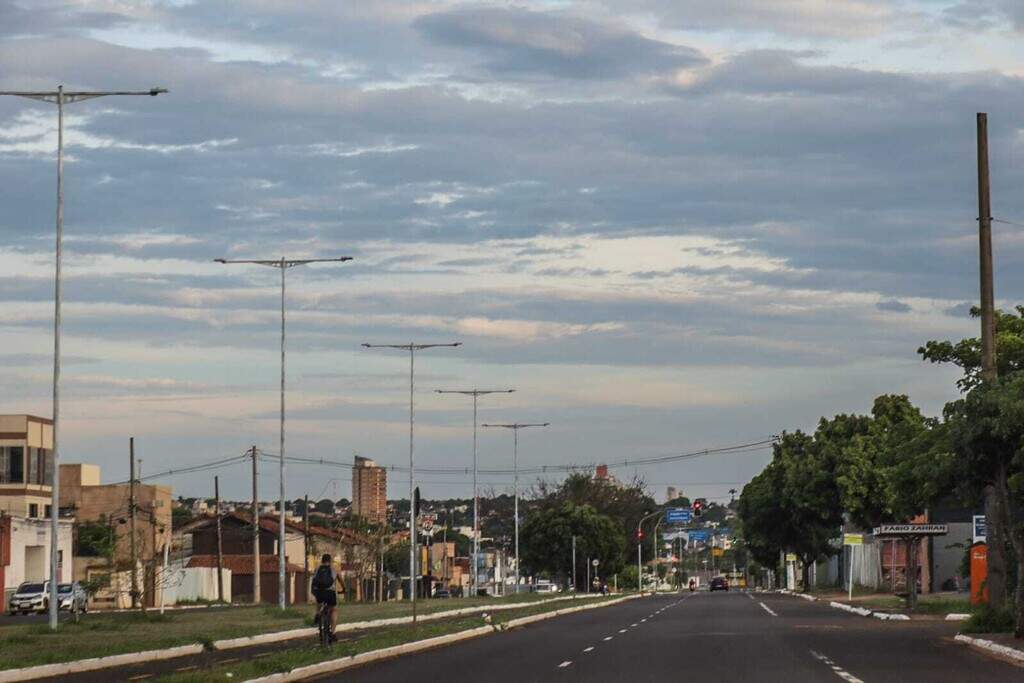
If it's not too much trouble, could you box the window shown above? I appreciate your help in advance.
[28,503,38,518]
[0,447,24,484]
[27,447,37,485]
[45,505,51,518]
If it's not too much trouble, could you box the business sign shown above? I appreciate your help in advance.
[785,553,797,562]
[712,547,724,557]
[666,508,692,524]
[973,515,986,544]
[842,533,864,546]
[872,523,948,537]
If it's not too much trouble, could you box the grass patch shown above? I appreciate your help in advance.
[961,605,1015,634]
[855,594,971,615]
[0,592,566,670]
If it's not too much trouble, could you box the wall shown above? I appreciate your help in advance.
[1,515,72,601]
[931,522,972,592]
[161,566,232,604]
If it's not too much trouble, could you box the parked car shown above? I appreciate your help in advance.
[8,581,50,615]
[709,576,729,592]
[58,582,88,613]
[433,588,452,599]
[533,580,560,593]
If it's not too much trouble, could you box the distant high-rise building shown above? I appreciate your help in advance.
[666,486,678,502]
[352,456,387,524]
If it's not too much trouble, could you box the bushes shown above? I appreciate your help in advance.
[961,605,1015,634]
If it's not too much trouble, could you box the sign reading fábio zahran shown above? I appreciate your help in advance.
[872,524,948,536]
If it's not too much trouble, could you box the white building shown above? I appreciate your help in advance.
[2,514,73,600]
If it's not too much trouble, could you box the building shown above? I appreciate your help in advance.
[59,463,172,608]
[666,486,678,502]
[0,415,73,601]
[352,456,387,524]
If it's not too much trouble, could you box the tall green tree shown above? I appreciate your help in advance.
[520,502,625,587]
[919,306,1024,610]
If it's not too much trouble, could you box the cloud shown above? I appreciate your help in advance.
[876,298,912,313]
[414,6,707,80]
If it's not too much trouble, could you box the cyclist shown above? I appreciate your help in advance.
[311,553,343,642]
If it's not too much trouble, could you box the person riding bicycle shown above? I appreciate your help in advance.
[311,553,343,642]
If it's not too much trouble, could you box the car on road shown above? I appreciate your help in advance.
[8,582,50,615]
[58,582,88,613]
[709,576,729,592]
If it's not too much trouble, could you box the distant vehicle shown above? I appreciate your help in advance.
[533,580,560,593]
[58,582,88,613]
[8,582,50,615]
[709,576,729,592]
[433,588,452,599]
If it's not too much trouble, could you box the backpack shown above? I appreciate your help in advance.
[312,565,333,593]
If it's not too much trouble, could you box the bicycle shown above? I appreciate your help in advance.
[316,601,334,647]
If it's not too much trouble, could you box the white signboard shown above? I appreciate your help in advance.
[973,515,986,544]
[872,523,948,536]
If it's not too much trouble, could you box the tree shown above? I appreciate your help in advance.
[835,395,954,608]
[919,306,1024,611]
[520,502,625,587]
[947,376,1024,634]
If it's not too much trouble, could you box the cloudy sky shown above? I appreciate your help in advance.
[1,0,1022,506]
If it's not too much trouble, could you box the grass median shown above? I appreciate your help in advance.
[0,592,569,671]
[152,593,627,683]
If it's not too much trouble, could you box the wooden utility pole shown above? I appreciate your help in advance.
[251,446,260,604]
[215,476,224,603]
[303,494,309,604]
[129,437,138,609]
[977,112,1007,609]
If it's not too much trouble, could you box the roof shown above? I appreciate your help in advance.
[181,512,371,546]
[186,554,304,575]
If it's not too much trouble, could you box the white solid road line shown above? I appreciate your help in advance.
[759,602,778,617]
[558,661,573,668]
[810,650,865,683]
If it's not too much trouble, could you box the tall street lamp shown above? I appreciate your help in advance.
[434,389,514,598]
[362,342,461,618]
[0,85,168,631]
[481,422,549,594]
[215,256,353,609]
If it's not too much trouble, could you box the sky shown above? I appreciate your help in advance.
[1,0,1023,506]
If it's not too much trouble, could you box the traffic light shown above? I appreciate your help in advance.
[635,529,645,542]
[693,500,703,518]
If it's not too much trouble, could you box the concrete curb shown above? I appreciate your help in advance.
[955,634,1024,665]
[212,594,603,651]
[245,595,640,683]
[0,645,204,683]
[946,613,971,621]
[829,600,873,617]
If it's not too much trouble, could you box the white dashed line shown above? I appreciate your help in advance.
[558,661,573,668]
[641,618,647,622]
[619,629,627,633]
[810,650,864,683]
[583,646,595,653]
[604,636,614,641]
[631,623,638,627]
[759,602,778,617]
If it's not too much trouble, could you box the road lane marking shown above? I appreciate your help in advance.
[641,618,647,622]
[604,636,614,641]
[127,676,152,681]
[583,646,594,653]
[810,650,865,683]
[631,623,638,627]
[558,661,573,668]
[619,628,627,633]
[759,602,778,617]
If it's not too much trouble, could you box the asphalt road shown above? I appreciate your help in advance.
[313,591,1023,682]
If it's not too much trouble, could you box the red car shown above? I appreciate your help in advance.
[709,576,729,592]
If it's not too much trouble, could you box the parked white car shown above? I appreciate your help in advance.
[8,581,49,615]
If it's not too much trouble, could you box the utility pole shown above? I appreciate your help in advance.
[215,476,224,603]
[0,84,167,632]
[361,342,461,620]
[129,437,139,610]
[251,446,260,604]
[482,422,549,594]
[303,494,310,604]
[572,535,577,593]
[434,388,515,598]
[977,112,1007,609]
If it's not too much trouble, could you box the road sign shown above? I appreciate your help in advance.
[687,529,711,544]
[420,513,436,530]
[872,523,948,537]
[592,559,599,567]
[843,533,864,545]
[666,508,692,523]
[785,553,797,562]
[973,515,986,543]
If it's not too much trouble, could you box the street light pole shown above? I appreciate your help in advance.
[215,256,353,609]
[362,343,461,617]
[636,510,664,596]
[481,422,549,594]
[434,389,514,598]
[0,85,168,631]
